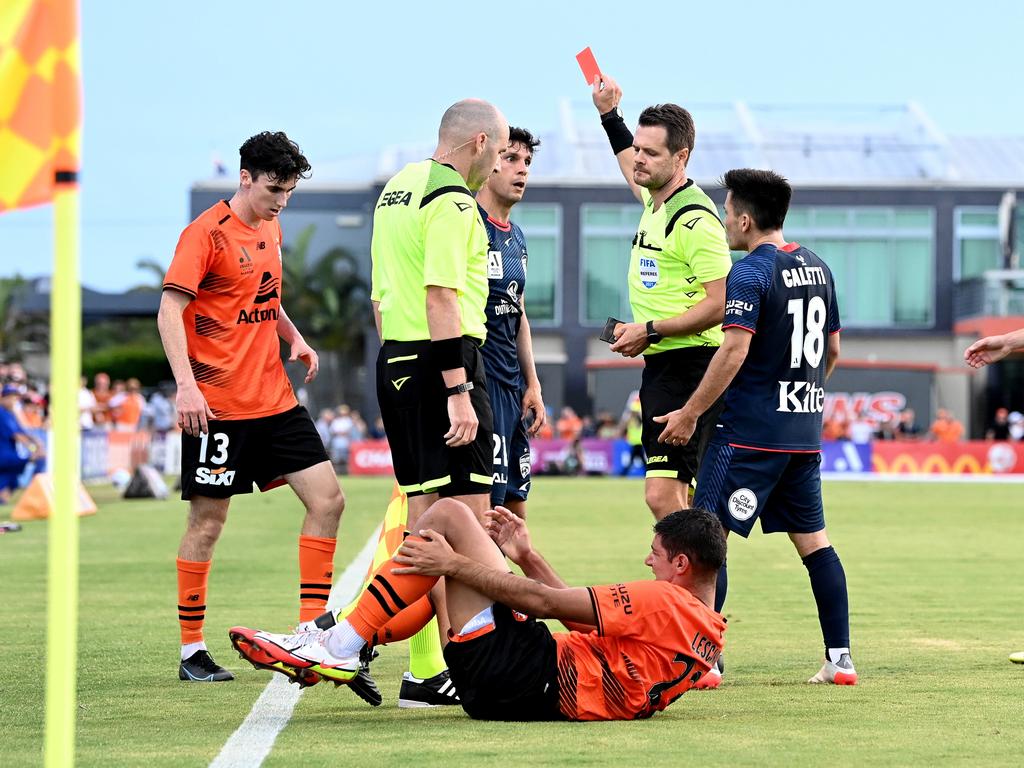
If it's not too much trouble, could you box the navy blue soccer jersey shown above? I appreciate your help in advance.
[479,205,528,389]
[718,242,841,452]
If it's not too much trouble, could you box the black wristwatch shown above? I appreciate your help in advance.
[600,106,623,122]
[646,320,663,344]
[445,382,475,397]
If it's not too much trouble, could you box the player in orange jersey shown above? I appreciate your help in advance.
[159,132,346,684]
[233,502,726,720]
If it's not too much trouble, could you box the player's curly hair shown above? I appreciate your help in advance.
[508,126,541,155]
[721,168,792,231]
[654,508,727,574]
[638,104,695,157]
[239,131,312,182]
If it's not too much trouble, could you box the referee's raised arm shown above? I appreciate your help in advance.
[592,73,642,203]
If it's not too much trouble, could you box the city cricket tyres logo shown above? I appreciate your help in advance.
[195,466,236,486]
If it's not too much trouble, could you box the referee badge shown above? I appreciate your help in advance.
[638,256,659,289]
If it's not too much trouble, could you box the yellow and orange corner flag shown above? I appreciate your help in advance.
[2,2,83,767]
[0,0,81,211]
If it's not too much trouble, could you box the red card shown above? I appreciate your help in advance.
[576,47,601,86]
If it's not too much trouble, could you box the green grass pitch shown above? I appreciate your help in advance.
[1,476,1022,766]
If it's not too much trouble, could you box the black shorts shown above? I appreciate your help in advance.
[443,603,564,721]
[377,337,493,497]
[640,346,723,486]
[179,405,329,500]
[693,438,825,537]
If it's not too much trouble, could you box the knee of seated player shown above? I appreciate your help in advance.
[417,497,476,538]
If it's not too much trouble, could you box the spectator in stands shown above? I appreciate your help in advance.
[556,406,583,440]
[847,410,875,444]
[895,408,923,440]
[91,372,113,429]
[0,384,43,502]
[986,407,1012,441]
[110,378,146,432]
[535,407,555,440]
[1009,411,1024,442]
[596,411,620,439]
[79,376,97,430]
[873,414,897,441]
[580,415,597,438]
[929,408,963,443]
[821,413,847,442]
[21,390,46,429]
[329,405,356,467]
[145,387,176,435]
[315,408,335,448]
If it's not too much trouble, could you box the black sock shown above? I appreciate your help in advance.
[714,561,728,614]
[801,546,850,653]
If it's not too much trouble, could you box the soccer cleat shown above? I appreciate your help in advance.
[252,627,361,685]
[692,657,723,690]
[179,649,235,682]
[343,646,383,707]
[808,653,858,685]
[1009,651,1024,664]
[397,669,460,708]
[228,626,321,687]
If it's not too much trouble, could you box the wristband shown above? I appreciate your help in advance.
[431,337,463,372]
[602,113,634,155]
[445,382,475,397]
[646,320,663,344]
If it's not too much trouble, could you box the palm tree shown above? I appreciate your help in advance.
[0,277,31,360]
[281,225,370,408]
[130,258,167,292]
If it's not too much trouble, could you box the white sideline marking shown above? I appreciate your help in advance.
[209,524,382,768]
[822,472,1024,483]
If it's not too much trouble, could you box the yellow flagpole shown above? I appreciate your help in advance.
[44,0,82,763]
[45,178,81,768]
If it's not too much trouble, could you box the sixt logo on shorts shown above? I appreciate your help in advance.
[195,466,236,486]
[610,583,633,615]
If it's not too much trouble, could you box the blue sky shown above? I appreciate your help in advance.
[1,1,1021,291]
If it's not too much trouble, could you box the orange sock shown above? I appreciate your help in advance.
[347,537,438,641]
[176,558,211,644]
[298,535,336,622]
[370,595,435,646]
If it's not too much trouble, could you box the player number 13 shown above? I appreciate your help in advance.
[198,431,229,464]
[786,296,826,369]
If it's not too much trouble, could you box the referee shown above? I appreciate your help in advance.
[591,74,732,520]
[371,98,509,526]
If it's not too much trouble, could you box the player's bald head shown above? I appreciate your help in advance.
[438,99,507,145]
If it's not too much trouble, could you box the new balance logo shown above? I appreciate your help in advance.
[392,376,411,390]
[187,593,201,602]
[683,216,702,230]
[254,271,279,304]
[453,201,471,212]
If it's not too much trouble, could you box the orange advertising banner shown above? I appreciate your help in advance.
[872,441,1024,475]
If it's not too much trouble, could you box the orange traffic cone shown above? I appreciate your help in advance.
[10,473,97,521]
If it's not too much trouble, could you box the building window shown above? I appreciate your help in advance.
[580,204,638,324]
[516,204,561,325]
[786,206,935,328]
[954,207,1001,280]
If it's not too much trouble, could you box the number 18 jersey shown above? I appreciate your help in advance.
[718,242,841,452]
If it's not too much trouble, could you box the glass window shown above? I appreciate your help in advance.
[517,204,560,324]
[787,207,934,328]
[580,205,638,324]
[954,207,1000,281]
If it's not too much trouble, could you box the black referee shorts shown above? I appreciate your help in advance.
[376,336,493,497]
[640,346,723,487]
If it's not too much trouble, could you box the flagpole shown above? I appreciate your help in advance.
[44,176,81,768]
[44,0,82,763]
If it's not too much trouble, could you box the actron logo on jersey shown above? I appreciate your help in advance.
[253,271,279,304]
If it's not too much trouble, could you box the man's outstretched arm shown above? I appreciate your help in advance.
[395,529,598,628]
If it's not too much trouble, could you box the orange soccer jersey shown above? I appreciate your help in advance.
[554,580,726,721]
[164,201,297,420]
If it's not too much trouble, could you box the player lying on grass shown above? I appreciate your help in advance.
[230,500,727,720]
